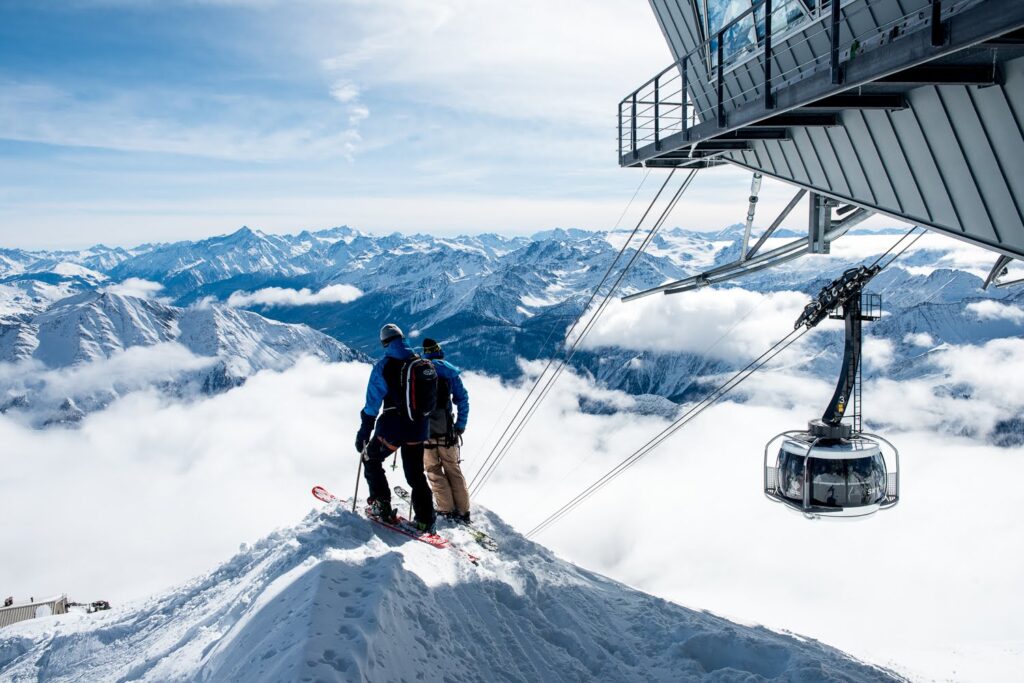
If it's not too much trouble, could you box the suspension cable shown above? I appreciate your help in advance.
[471,170,697,496]
[471,168,654,458]
[527,326,810,538]
[470,168,700,497]
[467,168,680,492]
[525,225,927,538]
[869,225,926,270]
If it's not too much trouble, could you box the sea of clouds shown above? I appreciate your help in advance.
[1,290,1023,680]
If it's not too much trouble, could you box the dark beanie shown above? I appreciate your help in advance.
[422,338,443,358]
[380,323,403,346]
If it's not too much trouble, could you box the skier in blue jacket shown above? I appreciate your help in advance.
[355,324,435,530]
[420,338,473,522]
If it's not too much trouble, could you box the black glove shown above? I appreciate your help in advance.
[355,410,376,453]
[455,427,465,446]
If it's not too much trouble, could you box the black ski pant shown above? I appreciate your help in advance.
[363,438,435,525]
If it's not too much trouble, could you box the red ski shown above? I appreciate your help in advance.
[312,485,344,505]
[310,485,479,565]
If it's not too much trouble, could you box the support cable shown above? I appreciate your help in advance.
[472,170,697,496]
[525,226,927,539]
[467,167,680,491]
[527,326,810,538]
[471,169,699,497]
[471,168,654,457]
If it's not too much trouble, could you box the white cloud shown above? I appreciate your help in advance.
[967,300,1024,323]
[904,332,935,347]
[347,103,369,126]
[2,353,1022,681]
[0,343,216,411]
[102,277,165,299]
[318,0,669,127]
[226,284,362,308]
[863,336,894,371]
[935,339,1024,409]
[329,80,370,129]
[329,80,360,104]
[573,287,811,362]
[0,79,363,162]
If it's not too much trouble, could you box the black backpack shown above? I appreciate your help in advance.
[400,356,438,421]
[428,374,453,438]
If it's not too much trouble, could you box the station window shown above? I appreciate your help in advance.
[691,0,816,68]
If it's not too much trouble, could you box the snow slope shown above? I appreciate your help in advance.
[0,505,898,682]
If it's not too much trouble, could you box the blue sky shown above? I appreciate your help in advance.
[0,0,815,249]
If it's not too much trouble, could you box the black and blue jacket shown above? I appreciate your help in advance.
[427,357,469,436]
[362,338,429,444]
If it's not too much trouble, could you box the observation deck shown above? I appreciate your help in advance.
[619,0,1024,260]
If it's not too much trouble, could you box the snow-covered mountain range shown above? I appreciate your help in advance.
[2,224,1021,434]
[0,503,898,682]
[0,287,362,426]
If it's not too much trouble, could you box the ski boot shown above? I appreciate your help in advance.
[368,498,399,524]
[412,517,436,535]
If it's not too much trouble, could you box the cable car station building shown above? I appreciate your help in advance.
[621,0,1024,273]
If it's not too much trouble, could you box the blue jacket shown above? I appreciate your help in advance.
[430,359,469,431]
[362,338,416,417]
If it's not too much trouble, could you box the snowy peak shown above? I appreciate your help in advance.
[0,292,363,423]
[109,227,323,293]
[29,291,177,366]
[0,505,897,682]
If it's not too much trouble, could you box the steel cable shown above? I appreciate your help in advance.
[470,168,700,497]
[527,326,810,538]
[466,167,680,491]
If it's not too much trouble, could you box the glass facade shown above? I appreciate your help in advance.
[694,0,815,67]
[777,449,886,508]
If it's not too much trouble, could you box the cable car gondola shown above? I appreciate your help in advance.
[764,266,900,519]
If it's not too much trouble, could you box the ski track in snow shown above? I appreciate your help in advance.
[0,505,899,683]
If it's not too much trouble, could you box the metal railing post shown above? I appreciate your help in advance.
[654,75,661,151]
[681,56,689,138]
[717,30,725,127]
[764,0,774,109]
[931,0,944,46]
[830,0,842,85]
[618,101,623,160]
[631,92,638,159]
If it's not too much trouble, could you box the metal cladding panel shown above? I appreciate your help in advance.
[649,0,715,116]
[727,55,1024,258]
[850,109,921,215]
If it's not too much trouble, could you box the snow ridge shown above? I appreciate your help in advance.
[0,505,899,682]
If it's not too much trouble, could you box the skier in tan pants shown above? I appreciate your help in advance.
[420,338,472,522]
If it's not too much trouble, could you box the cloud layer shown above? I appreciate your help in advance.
[227,284,363,308]
[967,300,1024,323]
[101,278,166,299]
[574,287,812,361]
[2,340,1023,680]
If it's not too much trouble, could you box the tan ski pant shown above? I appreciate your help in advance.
[424,441,470,514]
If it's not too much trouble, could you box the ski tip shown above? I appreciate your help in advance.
[311,485,338,504]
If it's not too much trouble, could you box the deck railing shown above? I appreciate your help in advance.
[618,0,976,162]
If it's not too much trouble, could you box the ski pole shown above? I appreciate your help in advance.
[352,447,365,514]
